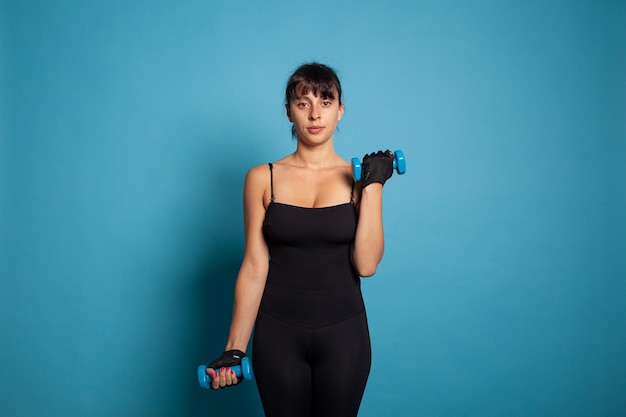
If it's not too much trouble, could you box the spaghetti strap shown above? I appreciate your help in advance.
[269,163,275,203]
[350,180,355,204]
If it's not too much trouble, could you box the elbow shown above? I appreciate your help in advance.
[352,249,384,278]
[355,261,379,278]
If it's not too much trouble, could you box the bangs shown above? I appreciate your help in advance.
[290,79,337,101]
[285,62,342,104]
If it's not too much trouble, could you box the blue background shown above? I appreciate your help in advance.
[1,1,625,416]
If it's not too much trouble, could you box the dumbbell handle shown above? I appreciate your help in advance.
[351,150,406,182]
[197,357,254,389]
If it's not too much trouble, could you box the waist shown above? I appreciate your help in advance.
[259,282,365,328]
[266,250,359,290]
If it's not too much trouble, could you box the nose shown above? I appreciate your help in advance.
[309,105,321,120]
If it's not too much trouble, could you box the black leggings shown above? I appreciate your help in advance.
[252,310,371,417]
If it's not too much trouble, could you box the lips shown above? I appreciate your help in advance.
[307,126,324,134]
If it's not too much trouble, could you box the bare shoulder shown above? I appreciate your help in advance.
[244,163,272,207]
[245,163,271,182]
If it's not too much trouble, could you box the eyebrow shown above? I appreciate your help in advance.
[294,95,335,101]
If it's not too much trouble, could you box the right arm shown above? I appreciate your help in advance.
[226,165,270,352]
[208,165,269,388]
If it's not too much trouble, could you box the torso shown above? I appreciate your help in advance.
[258,162,365,328]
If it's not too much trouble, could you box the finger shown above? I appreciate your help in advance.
[206,368,221,390]
[225,367,240,386]
[217,367,228,388]
[206,367,218,385]
[224,367,235,386]
[208,367,230,390]
[218,367,236,388]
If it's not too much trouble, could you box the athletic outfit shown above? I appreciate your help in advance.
[252,163,371,417]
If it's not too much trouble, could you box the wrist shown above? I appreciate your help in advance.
[362,177,387,188]
[225,343,247,353]
[361,182,383,193]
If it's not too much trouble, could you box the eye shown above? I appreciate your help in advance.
[322,100,333,106]
[297,102,309,108]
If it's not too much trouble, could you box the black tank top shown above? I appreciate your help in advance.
[259,163,365,328]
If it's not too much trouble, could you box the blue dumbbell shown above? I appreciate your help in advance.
[197,357,254,389]
[352,150,406,182]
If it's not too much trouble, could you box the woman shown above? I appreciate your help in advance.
[206,62,395,417]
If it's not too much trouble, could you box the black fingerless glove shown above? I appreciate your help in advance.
[208,349,246,370]
[361,150,394,188]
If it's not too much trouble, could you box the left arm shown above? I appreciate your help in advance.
[352,183,385,277]
[350,150,395,277]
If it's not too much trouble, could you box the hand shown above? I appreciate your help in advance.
[361,150,394,188]
[206,349,246,390]
[206,366,239,390]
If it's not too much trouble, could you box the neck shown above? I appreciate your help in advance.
[293,141,339,169]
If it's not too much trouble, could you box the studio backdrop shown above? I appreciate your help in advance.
[1,1,624,416]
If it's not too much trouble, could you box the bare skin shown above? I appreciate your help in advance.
[207,90,385,388]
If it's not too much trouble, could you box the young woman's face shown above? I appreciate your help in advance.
[286,89,344,145]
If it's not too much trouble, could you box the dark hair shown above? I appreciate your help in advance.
[285,62,343,104]
[285,62,343,138]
